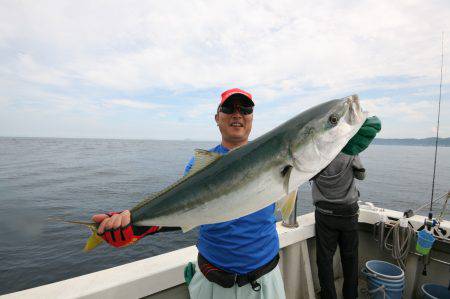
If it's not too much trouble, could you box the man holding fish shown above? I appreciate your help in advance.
[93,88,286,298]
[91,88,380,299]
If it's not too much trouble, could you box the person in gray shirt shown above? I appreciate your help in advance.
[312,152,365,299]
[311,115,381,299]
[313,153,365,207]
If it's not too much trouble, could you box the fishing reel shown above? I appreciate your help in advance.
[419,212,437,276]
[424,212,438,230]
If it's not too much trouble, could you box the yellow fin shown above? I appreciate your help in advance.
[277,190,298,222]
[188,149,222,176]
[84,228,104,252]
[48,218,104,252]
[281,165,293,194]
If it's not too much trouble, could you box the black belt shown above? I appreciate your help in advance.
[315,201,359,217]
[197,253,279,291]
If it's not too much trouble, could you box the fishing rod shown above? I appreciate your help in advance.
[417,34,447,276]
[430,32,444,212]
[414,192,448,214]
[381,35,448,271]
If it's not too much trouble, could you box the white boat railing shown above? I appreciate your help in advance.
[2,213,318,299]
[3,205,449,299]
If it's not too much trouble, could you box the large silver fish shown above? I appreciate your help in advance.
[80,95,366,250]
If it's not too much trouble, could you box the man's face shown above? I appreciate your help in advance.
[215,97,253,145]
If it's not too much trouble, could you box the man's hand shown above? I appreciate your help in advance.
[92,210,160,248]
[342,116,381,155]
[92,210,131,234]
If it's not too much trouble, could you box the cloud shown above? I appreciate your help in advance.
[3,1,450,91]
[14,53,71,86]
[105,99,167,110]
[362,97,435,121]
[185,102,217,118]
[0,1,449,139]
[0,95,11,107]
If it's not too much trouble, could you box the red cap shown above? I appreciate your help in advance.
[220,88,254,106]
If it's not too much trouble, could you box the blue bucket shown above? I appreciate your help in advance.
[366,273,404,289]
[367,280,404,299]
[421,283,450,299]
[365,260,405,280]
[416,230,436,255]
[361,260,405,299]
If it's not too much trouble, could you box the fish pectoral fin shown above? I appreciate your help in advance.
[281,165,293,194]
[187,149,222,176]
[83,227,104,252]
[181,224,196,233]
[277,189,298,222]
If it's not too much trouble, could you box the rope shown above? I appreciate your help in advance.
[368,284,387,299]
[384,221,414,269]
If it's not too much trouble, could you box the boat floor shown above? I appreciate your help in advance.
[332,277,371,299]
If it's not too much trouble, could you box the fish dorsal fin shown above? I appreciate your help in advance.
[187,149,222,176]
[132,149,221,212]
[181,224,197,233]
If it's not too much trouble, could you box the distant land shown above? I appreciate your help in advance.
[374,137,450,147]
[0,136,450,146]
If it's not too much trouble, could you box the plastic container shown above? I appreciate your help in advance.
[416,230,436,255]
[361,260,405,299]
[363,270,404,289]
[421,283,450,299]
[365,260,405,281]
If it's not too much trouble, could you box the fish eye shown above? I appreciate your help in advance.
[328,114,339,126]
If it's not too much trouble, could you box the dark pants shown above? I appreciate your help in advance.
[315,210,359,299]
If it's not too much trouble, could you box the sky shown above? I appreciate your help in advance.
[1,0,449,141]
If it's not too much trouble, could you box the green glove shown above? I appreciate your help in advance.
[342,116,381,155]
[184,262,196,286]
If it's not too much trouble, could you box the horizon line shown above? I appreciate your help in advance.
[1,135,449,142]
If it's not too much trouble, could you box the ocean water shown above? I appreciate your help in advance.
[0,137,449,295]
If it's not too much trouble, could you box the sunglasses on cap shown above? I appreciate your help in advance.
[219,105,253,115]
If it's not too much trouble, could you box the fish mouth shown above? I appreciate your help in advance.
[345,94,364,125]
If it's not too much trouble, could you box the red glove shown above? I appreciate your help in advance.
[97,212,160,248]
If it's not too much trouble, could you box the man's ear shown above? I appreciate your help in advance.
[215,113,219,125]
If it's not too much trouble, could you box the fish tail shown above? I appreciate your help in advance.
[48,217,104,252]
[83,226,104,252]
